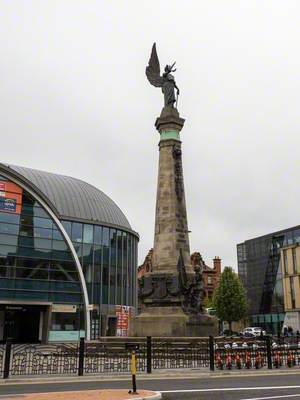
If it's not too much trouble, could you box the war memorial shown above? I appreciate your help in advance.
[130,44,217,336]
[0,44,297,389]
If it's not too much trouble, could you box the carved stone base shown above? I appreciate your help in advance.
[130,307,218,337]
[186,313,218,337]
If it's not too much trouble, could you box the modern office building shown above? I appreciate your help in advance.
[0,163,139,342]
[237,225,300,334]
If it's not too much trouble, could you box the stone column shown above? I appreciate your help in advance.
[140,106,195,312]
[130,107,218,337]
[129,108,194,336]
[152,107,193,277]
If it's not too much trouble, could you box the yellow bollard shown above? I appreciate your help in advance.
[128,350,138,395]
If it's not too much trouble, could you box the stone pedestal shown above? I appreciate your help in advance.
[130,307,218,337]
[130,307,188,337]
[131,106,218,337]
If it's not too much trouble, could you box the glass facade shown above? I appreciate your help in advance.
[0,176,82,304]
[237,225,300,334]
[0,174,138,341]
[60,220,137,308]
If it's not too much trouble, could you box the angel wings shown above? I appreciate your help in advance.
[146,43,164,88]
[146,43,179,108]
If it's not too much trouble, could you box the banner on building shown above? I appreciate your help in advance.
[0,181,23,214]
[52,304,77,313]
[116,305,131,337]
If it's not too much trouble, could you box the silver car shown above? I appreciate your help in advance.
[241,327,266,337]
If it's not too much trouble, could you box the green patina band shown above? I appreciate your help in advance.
[160,130,180,141]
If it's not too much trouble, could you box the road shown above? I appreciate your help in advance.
[1,373,300,399]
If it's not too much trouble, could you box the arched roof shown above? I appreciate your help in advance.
[0,163,136,234]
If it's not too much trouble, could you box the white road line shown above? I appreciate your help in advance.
[161,385,300,393]
[241,394,300,400]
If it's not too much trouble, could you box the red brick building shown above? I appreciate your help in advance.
[195,254,221,302]
[137,249,153,279]
[138,250,221,303]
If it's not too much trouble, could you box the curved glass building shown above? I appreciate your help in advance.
[0,163,138,342]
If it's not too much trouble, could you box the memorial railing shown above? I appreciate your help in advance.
[0,335,299,378]
[152,337,210,369]
[9,343,79,376]
[83,337,147,374]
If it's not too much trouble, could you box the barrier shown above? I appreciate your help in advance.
[1,335,300,378]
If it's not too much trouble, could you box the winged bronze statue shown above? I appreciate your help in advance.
[146,43,180,108]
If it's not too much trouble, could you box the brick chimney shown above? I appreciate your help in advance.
[213,256,221,277]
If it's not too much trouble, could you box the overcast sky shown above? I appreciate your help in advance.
[0,1,299,269]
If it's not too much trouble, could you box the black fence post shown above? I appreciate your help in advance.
[277,332,281,346]
[3,340,12,379]
[146,336,152,374]
[266,336,272,370]
[209,336,214,371]
[78,337,85,376]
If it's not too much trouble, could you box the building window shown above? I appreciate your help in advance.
[286,231,294,246]
[71,223,82,243]
[290,277,296,309]
[207,276,212,285]
[293,229,300,244]
[292,248,297,274]
[94,226,102,245]
[102,227,109,246]
[283,249,288,275]
[83,224,93,244]
[62,220,72,237]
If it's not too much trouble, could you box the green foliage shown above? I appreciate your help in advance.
[213,266,247,328]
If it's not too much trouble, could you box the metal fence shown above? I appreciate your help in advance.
[84,338,147,374]
[1,335,300,378]
[10,343,79,376]
[152,337,210,369]
[0,345,5,376]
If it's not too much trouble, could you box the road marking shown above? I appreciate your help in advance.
[161,386,300,393]
[242,395,300,400]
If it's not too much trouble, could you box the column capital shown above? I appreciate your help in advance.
[155,107,185,141]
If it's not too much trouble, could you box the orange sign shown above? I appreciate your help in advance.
[0,181,23,214]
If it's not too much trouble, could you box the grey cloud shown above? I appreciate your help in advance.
[1,0,300,269]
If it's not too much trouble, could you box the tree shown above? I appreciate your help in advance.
[213,266,247,333]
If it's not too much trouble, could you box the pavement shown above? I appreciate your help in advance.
[0,389,161,400]
[1,366,300,384]
[1,369,300,400]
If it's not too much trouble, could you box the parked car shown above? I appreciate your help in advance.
[221,329,239,337]
[241,331,256,338]
[240,327,266,337]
